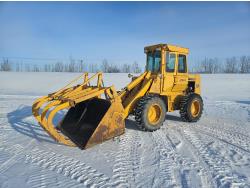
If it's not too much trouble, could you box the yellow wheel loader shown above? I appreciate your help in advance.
[32,43,203,149]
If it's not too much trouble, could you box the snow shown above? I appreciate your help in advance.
[0,72,250,188]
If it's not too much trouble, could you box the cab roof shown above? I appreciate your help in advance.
[144,43,189,54]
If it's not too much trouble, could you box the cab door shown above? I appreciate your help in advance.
[172,54,188,92]
[163,52,177,92]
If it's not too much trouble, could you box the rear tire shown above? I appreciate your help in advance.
[179,93,203,122]
[135,95,166,131]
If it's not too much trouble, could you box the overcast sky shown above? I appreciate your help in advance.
[0,2,249,66]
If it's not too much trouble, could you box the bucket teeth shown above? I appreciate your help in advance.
[32,96,75,146]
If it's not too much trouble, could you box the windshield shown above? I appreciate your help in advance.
[146,50,161,73]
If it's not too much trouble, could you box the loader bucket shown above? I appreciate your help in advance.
[59,98,125,149]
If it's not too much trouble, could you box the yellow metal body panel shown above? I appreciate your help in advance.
[85,99,125,149]
[144,43,189,54]
[148,75,161,94]
[188,74,201,95]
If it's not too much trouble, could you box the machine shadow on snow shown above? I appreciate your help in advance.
[125,119,141,131]
[165,114,183,122]
[236,100,250,105]
[125,114,183,131]
[7,105,63,145]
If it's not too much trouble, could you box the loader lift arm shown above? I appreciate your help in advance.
[119,71,153,117]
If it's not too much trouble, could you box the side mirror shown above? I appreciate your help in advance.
[128,73,133,78]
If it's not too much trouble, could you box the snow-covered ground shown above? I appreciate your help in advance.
[0,72,250,188]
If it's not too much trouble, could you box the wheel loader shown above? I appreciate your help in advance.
[32,43,203,149]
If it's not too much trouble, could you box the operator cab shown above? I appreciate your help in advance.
[144,43,189,74]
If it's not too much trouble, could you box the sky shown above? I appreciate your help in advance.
[0,2,250,66]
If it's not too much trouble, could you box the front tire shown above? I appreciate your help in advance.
[179,93,203,122]
[135,95,166,131]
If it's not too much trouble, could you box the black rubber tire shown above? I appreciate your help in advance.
[179,93,203,122]
[134,95,166,131]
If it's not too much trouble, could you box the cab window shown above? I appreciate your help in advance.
[166,53,176,72]
[178,54,187,73]
[146,50,161,73]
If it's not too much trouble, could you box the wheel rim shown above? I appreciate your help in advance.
[191,99,200,117]
[147,103,162,125]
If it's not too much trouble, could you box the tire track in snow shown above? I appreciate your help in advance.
[167,126,215,188]
[182,126,247,187]
[27,167,81,188]
[151,129,181,187]
[0,144,24,175]
[193,127,250,184]
[113,127,195,187]
[111,129,141,187]
[133,131,161,188]
[194,131,250,184]
[247,107,250,122]
[24,147,111,187]
[0,96,112,187]
[153,126,215,188]
[194,124,250,153]
[0,130,10,148]
[0,142,111,188]
[0,149,11,165]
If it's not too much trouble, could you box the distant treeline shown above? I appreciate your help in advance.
[190,56,250,73]
[1,56,250,73]
[0,58,142,73]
